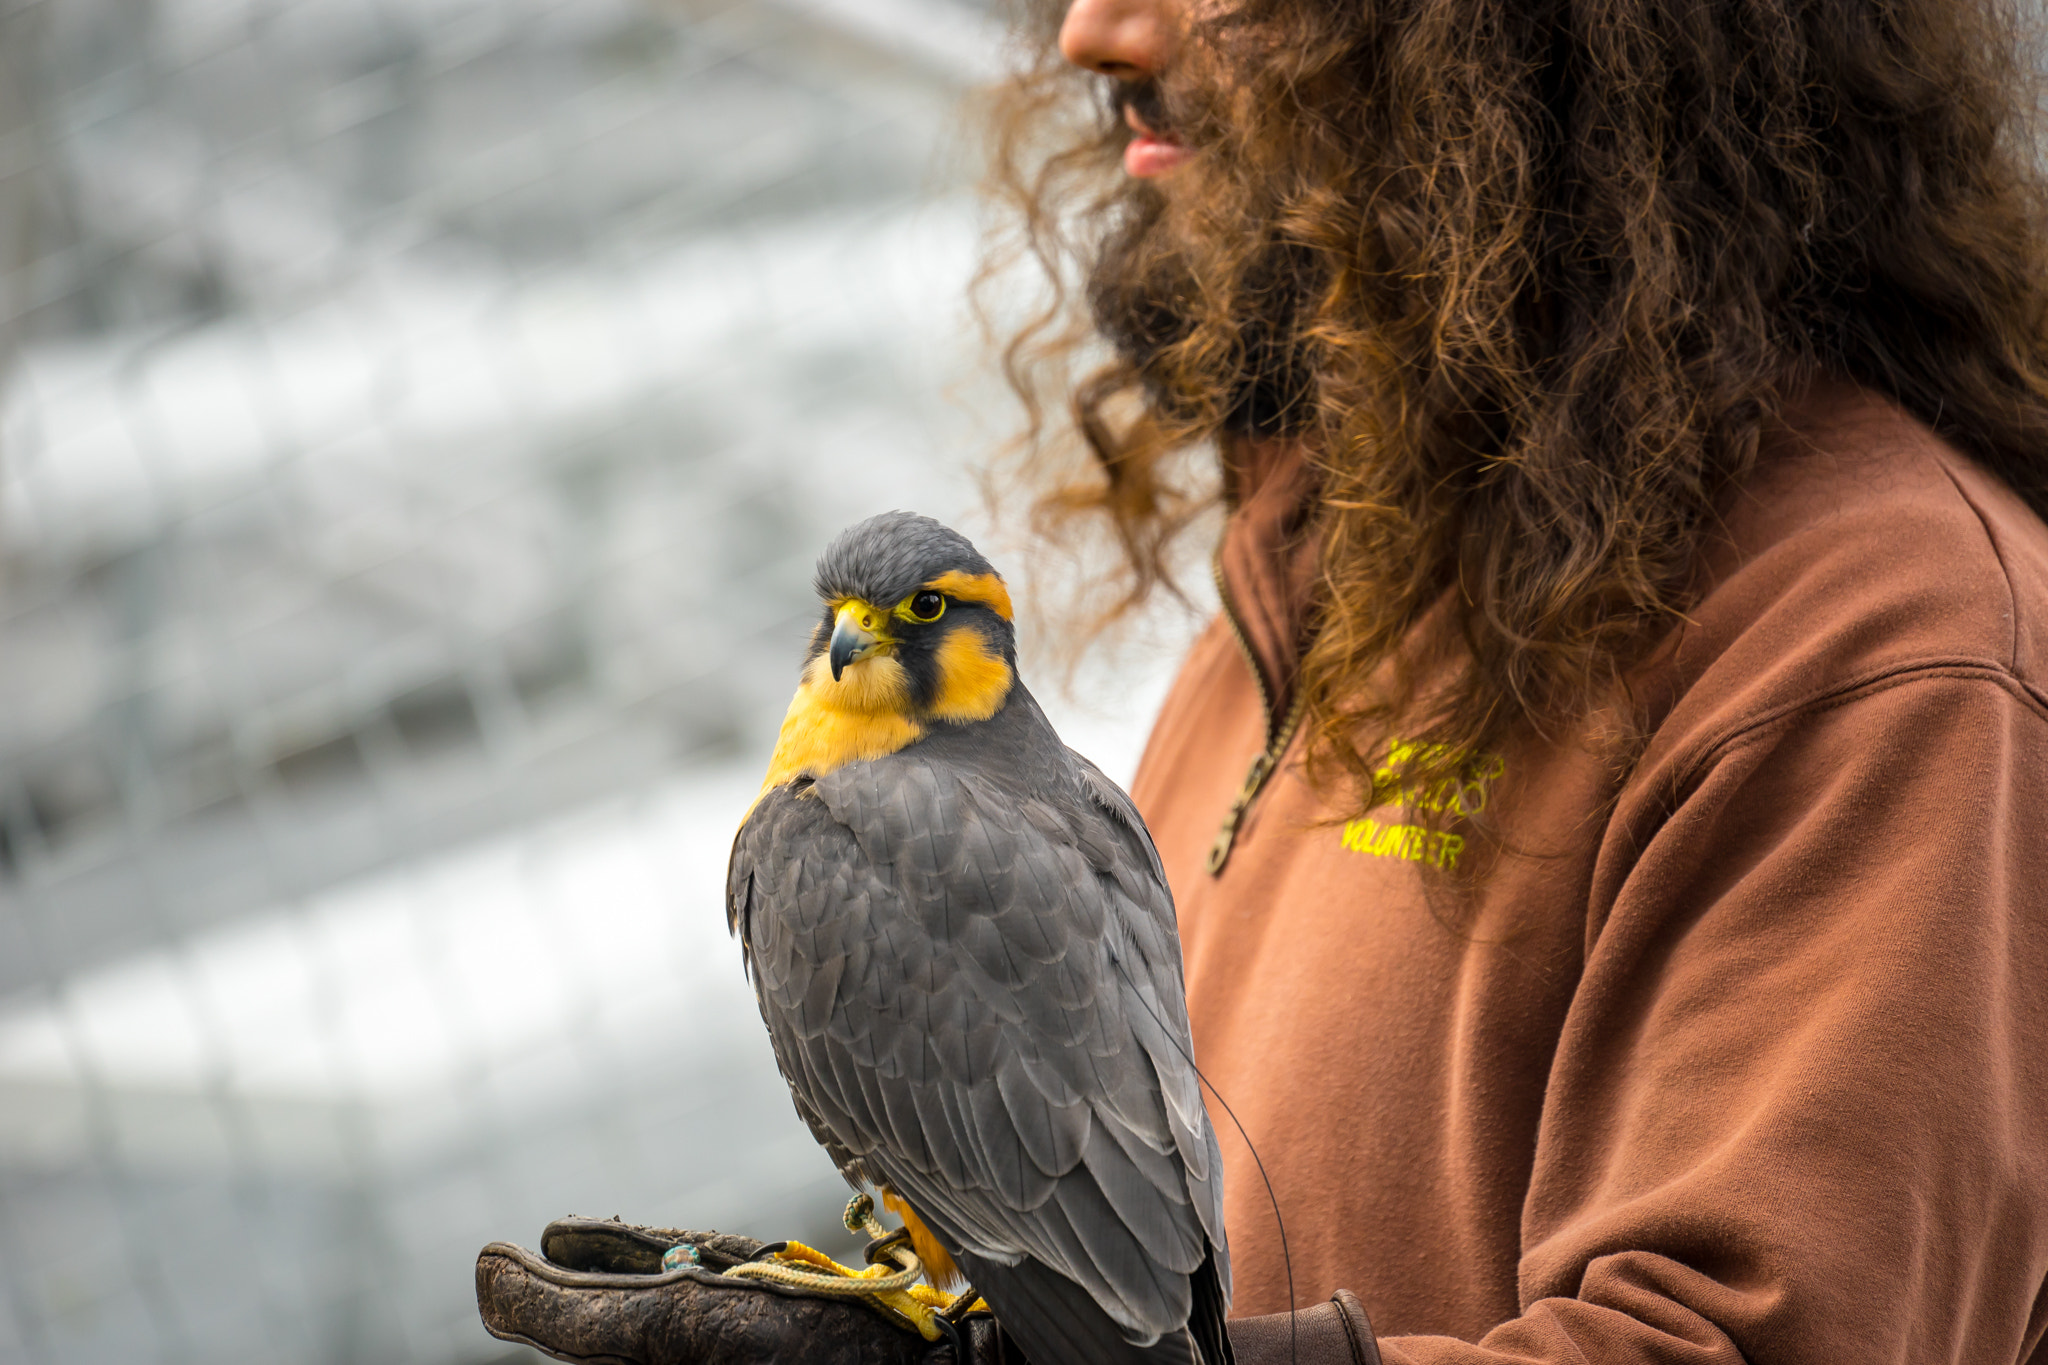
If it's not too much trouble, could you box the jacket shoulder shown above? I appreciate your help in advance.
[1658,386,2048,752]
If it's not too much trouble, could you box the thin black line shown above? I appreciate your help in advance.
[1113,953,1297,1365]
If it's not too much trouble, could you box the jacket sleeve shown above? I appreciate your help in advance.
[1377,670,2048,1365]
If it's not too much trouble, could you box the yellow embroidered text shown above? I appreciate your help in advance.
[1371,736,1506,816]
[1339,817,1467,871]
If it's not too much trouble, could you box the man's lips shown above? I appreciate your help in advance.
[1123,105,1191,178]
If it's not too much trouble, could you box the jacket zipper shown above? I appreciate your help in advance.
[1206,554,1308,876]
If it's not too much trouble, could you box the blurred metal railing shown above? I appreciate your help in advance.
[0,1,1025,1360]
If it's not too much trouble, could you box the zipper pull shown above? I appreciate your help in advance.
[1206,749,1277,876]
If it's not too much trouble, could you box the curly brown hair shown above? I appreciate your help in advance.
[984,0,2048,811]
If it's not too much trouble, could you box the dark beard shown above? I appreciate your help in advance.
[1084,177,1319,437]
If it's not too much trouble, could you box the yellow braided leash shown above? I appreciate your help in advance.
[662,1194,986,1343]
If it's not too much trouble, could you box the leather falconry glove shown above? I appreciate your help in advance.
[476,1216,1381,1365]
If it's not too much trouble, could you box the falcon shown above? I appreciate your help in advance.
[726,511,1234,1365]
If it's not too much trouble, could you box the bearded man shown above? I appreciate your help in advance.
[476,0,2048,1360]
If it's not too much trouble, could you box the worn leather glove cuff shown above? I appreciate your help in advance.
[1227,1291,1382,1365]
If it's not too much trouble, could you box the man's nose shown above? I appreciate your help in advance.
[1059,0,1180,78]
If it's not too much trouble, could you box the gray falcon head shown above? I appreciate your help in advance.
[807,512,1018,722]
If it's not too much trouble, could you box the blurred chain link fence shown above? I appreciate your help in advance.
[0,0,1160,1361]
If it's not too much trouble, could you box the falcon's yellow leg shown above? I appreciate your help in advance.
[880,1189,964,1290]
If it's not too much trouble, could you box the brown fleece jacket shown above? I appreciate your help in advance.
[1128,383,2048,1363]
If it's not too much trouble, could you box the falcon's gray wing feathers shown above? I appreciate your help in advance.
[1064,751,1226,1251]
[727,719,1226,1348]
[1067,749,1170,901]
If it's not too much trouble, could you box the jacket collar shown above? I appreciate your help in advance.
[1218,436,1322,722]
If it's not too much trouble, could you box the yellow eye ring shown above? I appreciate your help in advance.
[898,590,946,623]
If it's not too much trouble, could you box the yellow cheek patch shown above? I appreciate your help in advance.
[927,570,1012,622]
[928,624,1013,724]
[758,653,923,795]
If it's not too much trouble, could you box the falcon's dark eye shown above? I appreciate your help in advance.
[904,590,946,623]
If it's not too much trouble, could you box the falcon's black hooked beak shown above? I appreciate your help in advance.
[828,602,890,681]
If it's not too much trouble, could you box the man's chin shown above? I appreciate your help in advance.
[1086,179,1319,438]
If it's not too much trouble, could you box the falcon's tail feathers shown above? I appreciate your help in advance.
[1187,1249,1236,1365]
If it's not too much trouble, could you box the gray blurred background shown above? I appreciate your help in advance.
[0,1,1200,1360]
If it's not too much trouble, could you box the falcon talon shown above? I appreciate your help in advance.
[864,1228,914,1265]
[729,512,1237,1365]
